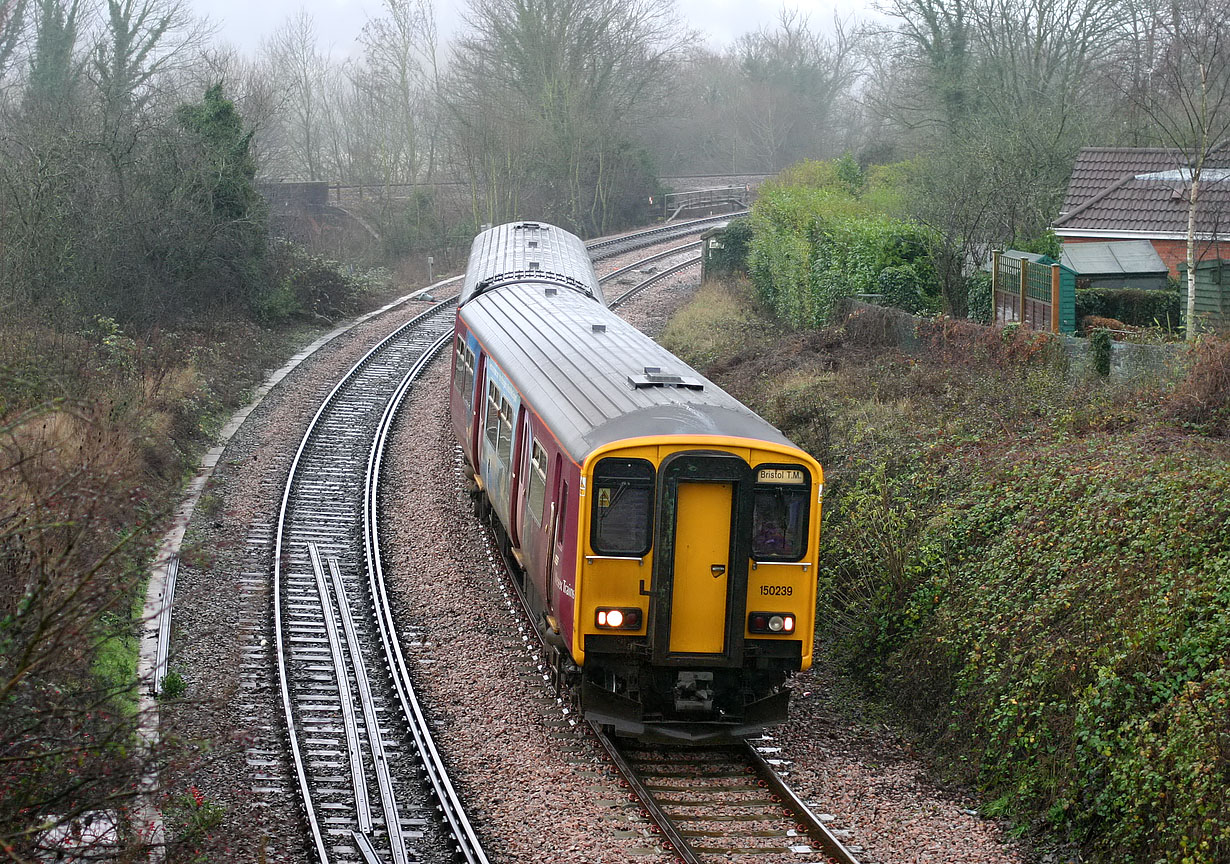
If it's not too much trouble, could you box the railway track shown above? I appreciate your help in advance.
[591,725,862,864]
[600,242,702,306]
[150,215,740,861]
[587,213,743,260]
[469,245,861,864]
[272,299,484,864]
[262,223,715,861]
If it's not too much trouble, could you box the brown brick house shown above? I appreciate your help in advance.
[1053,146,1230,277]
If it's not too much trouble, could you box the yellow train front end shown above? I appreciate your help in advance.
[572,436,823,742]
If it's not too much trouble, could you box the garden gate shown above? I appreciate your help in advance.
[992,250,1076,333]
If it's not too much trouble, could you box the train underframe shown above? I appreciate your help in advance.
[578,636,799,744]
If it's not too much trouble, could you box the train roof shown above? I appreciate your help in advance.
[460,222,605,307]
[460,282,796,463]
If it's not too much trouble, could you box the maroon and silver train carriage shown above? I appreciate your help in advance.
[449,222,824,741]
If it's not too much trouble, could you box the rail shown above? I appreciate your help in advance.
[273,297,474,863]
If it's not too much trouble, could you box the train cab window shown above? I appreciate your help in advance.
[527,442,548,524]
[496,398,513,466]
[591,458,654,557]
[750,466,810,561]
[485,381,500,446]
[453,335,465,386]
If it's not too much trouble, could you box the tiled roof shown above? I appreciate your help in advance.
[1055,146,1230,236]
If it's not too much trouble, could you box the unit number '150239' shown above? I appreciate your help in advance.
[759,585,792,596]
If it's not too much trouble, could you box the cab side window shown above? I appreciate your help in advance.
[453,335,465,388]
[591,458,654,556]
[462,347,475,408]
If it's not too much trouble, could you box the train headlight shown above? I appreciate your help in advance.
[749,612,796,634]
[596,607,642,630]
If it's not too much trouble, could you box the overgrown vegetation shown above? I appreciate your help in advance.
[664,279,1230,863]
[744,160,943,327]
[1077,287,1183,331]
[0,16,381,854]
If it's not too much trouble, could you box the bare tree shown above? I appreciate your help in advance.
[0,0,30,85]
[261,10,326,180]
[25,0,83,108]
[1130,0,1230,335]
[734,11,863,171]
[876,0,973,128]
[447,0,693,232]
[355,0,438,186]
[92,0,211,122]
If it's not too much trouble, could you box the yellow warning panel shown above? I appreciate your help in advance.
[669,481,731,654]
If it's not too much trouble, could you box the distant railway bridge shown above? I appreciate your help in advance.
[256,174,769,246]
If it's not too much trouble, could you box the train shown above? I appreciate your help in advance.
[448,221,824,742]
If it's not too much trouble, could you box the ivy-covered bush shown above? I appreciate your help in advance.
[1076,287,1181,330]
[809,216,940,324]
[821,438,1230,864]
[258,241,382,323]
[966,272,993,324]
[746,162,939,327]
[707,217,753,276]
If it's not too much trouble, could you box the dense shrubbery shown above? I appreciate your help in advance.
[965,272,994,324]
[1076,287,1181,330]
[0,73,386,856]
[665,278,1230,863]
[259,242,385,324]
[821,443,1230,864]
[707,218,754,276]
[1167,337,1230,435]
[746,160,941,327]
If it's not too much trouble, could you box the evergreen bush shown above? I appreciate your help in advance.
[1076,287,1181,330]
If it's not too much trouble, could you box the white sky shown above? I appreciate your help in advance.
[190,0,877,59]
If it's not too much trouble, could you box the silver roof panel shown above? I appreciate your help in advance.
[460,222,605,307]
[461,282,793,462]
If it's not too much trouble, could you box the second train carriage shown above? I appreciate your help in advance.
[449,222,823,741]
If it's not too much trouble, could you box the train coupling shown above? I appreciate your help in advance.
[673,671,714,712]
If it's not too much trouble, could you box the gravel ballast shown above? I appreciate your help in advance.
[162,241,1031,863]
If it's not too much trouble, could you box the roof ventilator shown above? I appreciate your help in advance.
[592,323,606,334]
[545,287,558,297]
[628,365,703,391]
[528,261,540,270]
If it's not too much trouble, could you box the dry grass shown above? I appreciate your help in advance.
[1167,335,1230,435]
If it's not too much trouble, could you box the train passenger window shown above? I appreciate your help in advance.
[462,348,475,407]
[750,471,810,561]
[590,458,654,557]
[527,442,548,524]
[485,381,500,446]
[496,398,513,465]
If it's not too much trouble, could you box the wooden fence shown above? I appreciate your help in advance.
[992,251,1076,334]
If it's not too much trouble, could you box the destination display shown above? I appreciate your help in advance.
[756,467,806,485]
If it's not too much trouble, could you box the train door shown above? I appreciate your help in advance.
[509,408,529,547]
[651,452,753,665]
[544,456,564,615]
[469,352,486,470]
[670,481,732,654]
